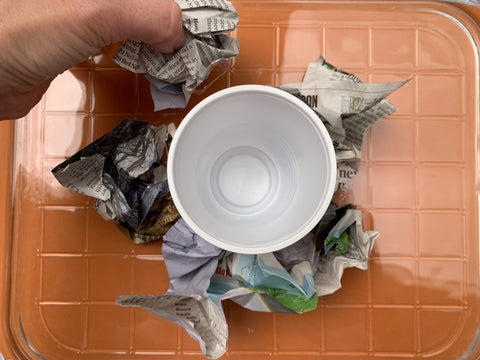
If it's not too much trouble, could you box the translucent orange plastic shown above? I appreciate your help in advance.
[2,1,480,359]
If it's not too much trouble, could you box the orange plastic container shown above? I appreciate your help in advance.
[2,1,480,359]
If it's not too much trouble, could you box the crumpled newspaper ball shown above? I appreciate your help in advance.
[113,0,239,110]
[52,119,180,244]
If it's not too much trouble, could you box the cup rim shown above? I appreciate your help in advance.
[167,84,337,254]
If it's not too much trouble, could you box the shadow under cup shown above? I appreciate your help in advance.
[168,85,336,254]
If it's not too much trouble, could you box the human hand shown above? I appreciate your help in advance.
[0,0,185,120]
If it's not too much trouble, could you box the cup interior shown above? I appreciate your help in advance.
[168,85,336,253]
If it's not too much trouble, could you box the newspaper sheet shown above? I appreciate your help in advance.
[118,209,378,358]
[113,0,239,110]
[279,57,409,190]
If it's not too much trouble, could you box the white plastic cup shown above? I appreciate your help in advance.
[168,85,336,254]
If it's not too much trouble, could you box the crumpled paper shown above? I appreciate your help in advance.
[117,207,378,359]
[113,0,239,111]
[117,294,228,359]
[115,57,407,358]
[52,119,180,243]
[162,218,223,297]
[52,56,406,358]
[279,57,409,191]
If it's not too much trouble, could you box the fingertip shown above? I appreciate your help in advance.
[149,1,185,53]
[173,28,186,52]
[150,27,185,53]
[110,0,185,53]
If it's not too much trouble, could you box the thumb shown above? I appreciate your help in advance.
[92,0,185,53]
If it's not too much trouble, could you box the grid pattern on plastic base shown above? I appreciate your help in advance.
[9,2,480,359]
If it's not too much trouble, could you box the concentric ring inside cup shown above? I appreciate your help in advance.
[168,85,336,254]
